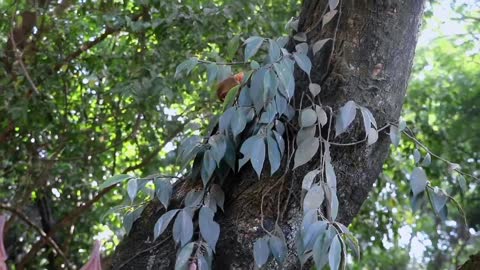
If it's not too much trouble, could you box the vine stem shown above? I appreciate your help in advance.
[197,59,250,66]
[399,125,480,182]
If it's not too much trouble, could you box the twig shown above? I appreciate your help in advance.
[117,236,172,269]
[9,32,40,95]
[0,204,73,269]
[197,59,250,66]
[400,126,480,182]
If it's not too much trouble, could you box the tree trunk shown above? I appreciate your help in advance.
[111,0,425,269]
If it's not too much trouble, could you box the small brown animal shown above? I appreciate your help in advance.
[216,72,244,101]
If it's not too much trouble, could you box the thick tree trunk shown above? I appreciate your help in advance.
[111,0,425,269]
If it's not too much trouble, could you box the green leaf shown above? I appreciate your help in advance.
[175,57,198,79]
[367,128,378,145]
[422,153,432,167]
[244,36,264,61]
[269,235,287,265]
[267,134,281,174]
[154,209,179,240]
[410,167,428,196]
[293,32,307,42]
[222,85,240,110]
[259,101,277,124]
[155,179,173,209]
[175,242,195,270]
[173,209,193,247]
[293,53,312,77]
[253,236,271,268]
[206,63,218,86]
[389,125,401,146]
[322,10,338,27]
[239,135,265,178]
[268,39,281,63]
[432,189,448,214]
[184,189,204,207]
[250,68,267,112]
[273,130,285,157]
[295,43,309,54]
[303,221,328,251]
[199,207,220,251]
[312,38,331,55]
[330,192,339,221]
[124,206,145,235]
[302,169,321,191]
[413,149,421,164]
[209,134,227,167]
[328,235,342,270]
[297,126,316,145]
[227,35,240,59]
[342,233,360,259]
[313,231,329,269]
[210,184,225,211]
[309,83,321,97]
[329,0,339,10]
[99,174,132,190]
[127,178,138,202]
[325,162,337,191]
[201,150,216,186]
[300,108,317,127]
[457,175,467,192]
[294,136,319,169]
[335,100,357,136]
[302,209,318,231]
[303,184,325,212]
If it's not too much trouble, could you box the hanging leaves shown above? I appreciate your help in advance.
[239,135,266,178]
[155,179,173,209]
[294,53,312,77]
[267,134,282,174]
[201,150,216,186]
[335,101,357,136]
[127,178,138,202]
[99,174,132,190]
[302,169,321,190]
[244,36,264,61]
[410,167,428,196]
[253,236,271,268]
[154,209,179,240]
[328,235,342,270]
[173,210,193,247]
[294,136,319,169]
[269,235,287,265]
[175,57,198,79]
[309,83,322,97]
[312,38,331,55]
[389,125,401,146]
[329,0,339,10]
[301,108,318,127]
[175,242,195,270]
[303,185,325,212]
[322,10,338,27]
[199,207,220,251]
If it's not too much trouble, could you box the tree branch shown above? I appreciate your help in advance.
[0,204,73,269]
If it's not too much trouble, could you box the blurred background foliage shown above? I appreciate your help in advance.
[0,0,478,269]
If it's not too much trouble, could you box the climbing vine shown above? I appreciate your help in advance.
[100,1,476,269]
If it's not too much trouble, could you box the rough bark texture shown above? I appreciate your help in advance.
[111,0,425,269]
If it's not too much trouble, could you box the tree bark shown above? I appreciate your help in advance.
[111,0,425,269]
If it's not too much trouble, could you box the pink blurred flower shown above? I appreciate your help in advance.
[80,240,102,270]
[0,215,8,270]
